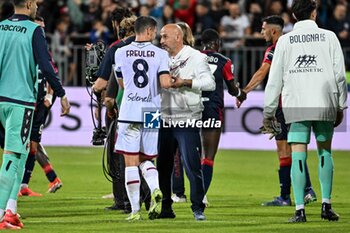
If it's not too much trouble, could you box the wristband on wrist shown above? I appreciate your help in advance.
[236,88,241,97]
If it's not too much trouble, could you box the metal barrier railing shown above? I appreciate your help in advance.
[50,44,350,88]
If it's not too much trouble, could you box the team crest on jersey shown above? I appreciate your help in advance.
[170,57,189,76]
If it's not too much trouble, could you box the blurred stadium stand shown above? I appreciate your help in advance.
[2,0,349,88]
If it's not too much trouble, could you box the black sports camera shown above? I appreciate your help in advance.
[85,41,106,85]
[92,126,106,146]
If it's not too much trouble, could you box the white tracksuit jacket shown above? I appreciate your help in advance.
[264,20,348,124]
[161,45,215,122]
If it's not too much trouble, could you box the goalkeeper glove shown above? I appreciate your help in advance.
[260,117,282,140]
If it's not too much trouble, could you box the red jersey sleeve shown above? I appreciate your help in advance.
[222,59,234,81]
[263,44,275,64]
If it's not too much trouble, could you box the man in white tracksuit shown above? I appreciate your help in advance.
[157,24,215,221]
[263,0,347,223]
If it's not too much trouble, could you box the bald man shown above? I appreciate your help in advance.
[157,24,215,221]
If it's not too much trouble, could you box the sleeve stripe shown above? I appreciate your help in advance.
[116,71,123,79]
[158,71,170,76]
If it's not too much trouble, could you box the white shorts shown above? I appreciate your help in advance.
[115,122,158,158]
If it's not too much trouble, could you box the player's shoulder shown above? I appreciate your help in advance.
[148,43,164,51]
[319,28,337,39]
[147,44,169,57]
[24,19,41,29]
[114,42,131,53]
[188,47,207,60]
[276,33,289,45]
[213,51,230,62]
[203,50,231,63]
[109,39,121,48]
[265,43,276,54]
[112,41,129,50]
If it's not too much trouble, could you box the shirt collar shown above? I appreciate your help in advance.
[293,20,318,30]
[172,45,189,60]
[9,14,31,21]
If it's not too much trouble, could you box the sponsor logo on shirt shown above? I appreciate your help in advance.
[289,54,323,74]
[0,24,27,33]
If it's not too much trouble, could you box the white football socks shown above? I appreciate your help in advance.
[6,199,17,214]
[139,160,159,193]
[125,166,140,213]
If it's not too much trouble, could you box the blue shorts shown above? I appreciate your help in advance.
[202,104,223,122]
[275,106,289,141]
[31,102,50,143]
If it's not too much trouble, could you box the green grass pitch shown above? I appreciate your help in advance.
[1,147,349,232]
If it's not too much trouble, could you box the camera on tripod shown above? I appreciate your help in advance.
[92,127,106,146]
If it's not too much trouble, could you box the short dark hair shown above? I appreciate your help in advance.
[134,16,157,34]
[262,15,284,29]
[35,14,44,22]
[110,7,132,24]
[201,29,220,46]
[0,1,14,21]
[291,0,317,21]
[13,0,26,6]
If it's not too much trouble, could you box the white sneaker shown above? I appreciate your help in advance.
[102,193,114,199]
[203,195,209,207]
[171,194,187,203]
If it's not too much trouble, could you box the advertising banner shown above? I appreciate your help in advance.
[42,88,350,150]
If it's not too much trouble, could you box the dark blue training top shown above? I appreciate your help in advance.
[201,50,234,109]
[96,36,136,80]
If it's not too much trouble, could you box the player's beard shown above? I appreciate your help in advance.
[29,9,37,20]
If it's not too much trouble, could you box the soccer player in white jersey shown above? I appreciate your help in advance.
[114,16,173,221]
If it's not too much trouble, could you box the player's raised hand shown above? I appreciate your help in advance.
[60,96,71,116]
[237,89,246,102]
[107,108,118,120]
[260,117,281,140]
[236,99,242,108]
[85,43,93,51]
[44,94,53,108]
[171,76,185,88]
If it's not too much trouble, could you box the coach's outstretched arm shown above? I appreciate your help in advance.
[33,27,70,116]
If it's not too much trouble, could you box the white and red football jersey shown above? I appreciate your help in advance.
[114,41,170,122]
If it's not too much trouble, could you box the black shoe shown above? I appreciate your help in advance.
[289,209,306,223]
[124,205,132,214]
[321,203,339,221]
[104,203,124,211]
[144,194,151,211]
[157,208,176,219]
